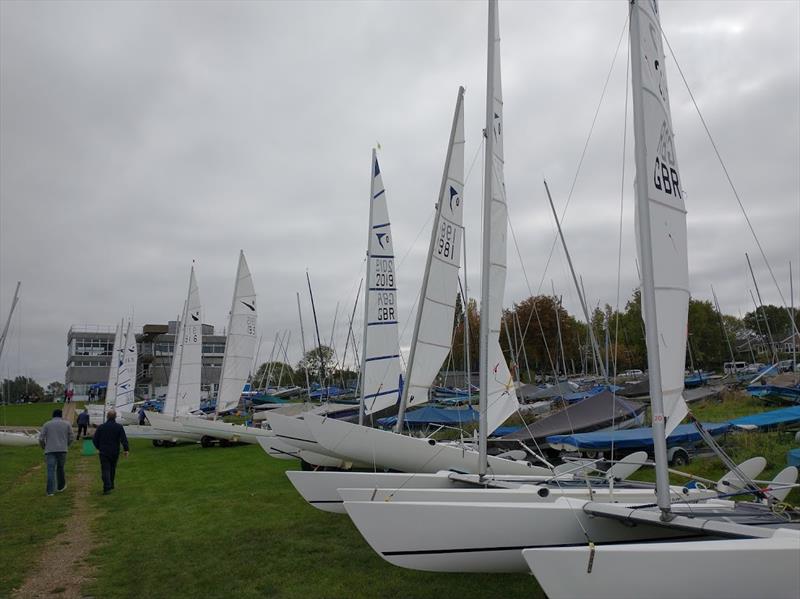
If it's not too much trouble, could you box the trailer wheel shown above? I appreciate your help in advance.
[668,447,690,467]
[152,440,163,448]
[201,436,213,448]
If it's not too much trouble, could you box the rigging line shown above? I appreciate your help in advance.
[534,13,630,296]
[611,23,632,464]
[660,25,800,341]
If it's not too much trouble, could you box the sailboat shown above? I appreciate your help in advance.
[297,84,547,478]
[87,320,124,426]
[260,149,405,466]
[178,251,277,445]
[137,266,204,443]
[523,2,800,596]
[337,0,798,574]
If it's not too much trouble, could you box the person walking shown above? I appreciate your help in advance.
[38,409,75,496]
[76,408,90,439]
[92,410,129,495]
[138,407,146,425]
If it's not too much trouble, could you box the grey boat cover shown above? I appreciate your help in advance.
[517,381,578,402]
[494,390,645,445]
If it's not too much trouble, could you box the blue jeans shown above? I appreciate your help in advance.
[46,452,67,495]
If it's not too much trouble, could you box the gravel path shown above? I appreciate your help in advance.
[12,457,100,599]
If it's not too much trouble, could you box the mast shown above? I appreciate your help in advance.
[306,271,326,391]
[746,252,778,363]
[544,180,607,381]
[215,251,243,420]
[359,151,377,425]
[296,292,313,401]
[630,0,690,517]
[792,263,797,377]
[0,281,20,363]
[171,299,190,420]
[711,284,737,372]
[478,0,498,477]
[395,87,466,433]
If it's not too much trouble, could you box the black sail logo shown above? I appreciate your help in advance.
[241,300,256,312]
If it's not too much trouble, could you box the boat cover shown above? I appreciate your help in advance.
[546,422,731,452]
[495,391,644,444]
[562,385,622,403]
[788,448,800,467]
[378,405,479,428]
[517,381,578,401]
[729,406,800,430]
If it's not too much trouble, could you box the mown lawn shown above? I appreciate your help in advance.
[0,445,79,595]
[84,441,542,599]
[0,401,84,427]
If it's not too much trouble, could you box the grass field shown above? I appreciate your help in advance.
[2,393,797,598]
[0,445,79,594]
[0,401,84,427]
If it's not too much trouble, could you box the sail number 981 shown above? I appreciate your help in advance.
[436,221,460,262]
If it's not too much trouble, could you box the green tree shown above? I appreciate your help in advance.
[253,361,296,388]
[45,381,65,401]
[0,376,45,403]
[296,346,336,384]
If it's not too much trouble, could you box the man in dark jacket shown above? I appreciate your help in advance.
[76,408,90,439]
[92,410,129,495]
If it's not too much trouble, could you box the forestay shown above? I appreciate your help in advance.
[216,251,257,414]
[403,87,466,412]
[105,321,122,410]
[115,320,138,411]
[632,0,689,436]
[483,2,520,435]
[361,152,402,415]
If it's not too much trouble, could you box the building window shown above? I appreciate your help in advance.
[74,338,114,356]
[202,343,225,354]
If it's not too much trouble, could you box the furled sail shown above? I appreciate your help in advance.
[361,152,402,415]
[216,251,257,414]
[483,0,520,434]
[631,0,689,437]
[403,87,466,411]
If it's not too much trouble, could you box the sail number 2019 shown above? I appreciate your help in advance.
[373,257,394,288]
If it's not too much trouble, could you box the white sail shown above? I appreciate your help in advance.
[162,303,186,419]
[361,152,402,415]
[176,266,203,416]
[105,321,122,411]
[216,251,257,414]
[403,87,466,411]
[115,319,138,410]
[632,0,689,436]
[483,1,520,434]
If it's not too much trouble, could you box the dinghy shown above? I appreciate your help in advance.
[0,430,39,447]
[522,3,800,596]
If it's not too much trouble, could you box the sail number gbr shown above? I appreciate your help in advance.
[372,290,396,322]
[372,257,395,289]
[436,220,460,264]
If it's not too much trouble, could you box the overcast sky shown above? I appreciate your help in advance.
[1,0,798,384]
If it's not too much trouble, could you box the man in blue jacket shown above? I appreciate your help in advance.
[39,408,75,496]
[92,410,129,495]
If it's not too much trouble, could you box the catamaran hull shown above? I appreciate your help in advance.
[123,424,199,443]
[523,529,800,599]
[285,471,484,514]
[176,416,271,444]
[0,431,39,447]
[341,497,690,573]
[255,437,345,467]
[305,414,551,476]
[141,412,202,442]
[264,413,360,469]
